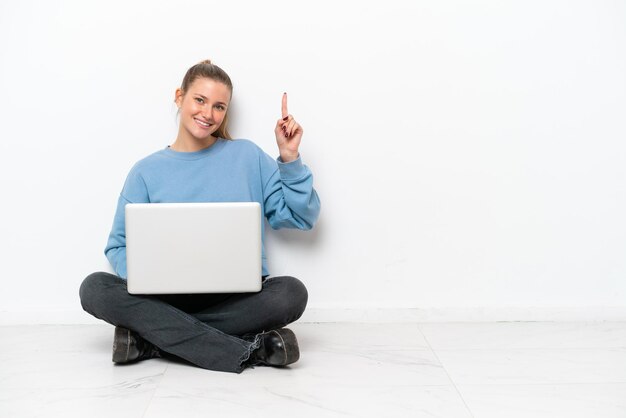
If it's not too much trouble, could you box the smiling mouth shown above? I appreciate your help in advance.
[194,118,213,129]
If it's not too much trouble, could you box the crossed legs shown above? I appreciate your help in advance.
[79,272,308,373]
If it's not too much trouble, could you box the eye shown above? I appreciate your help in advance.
[195,97,204,104]
[216,105,226,111]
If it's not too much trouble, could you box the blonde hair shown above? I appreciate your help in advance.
[179,59,233,140]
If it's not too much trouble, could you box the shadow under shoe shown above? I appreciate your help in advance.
[247,328,300,367]
[112,326,161,364]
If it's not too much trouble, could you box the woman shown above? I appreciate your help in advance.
[79,60,321,374]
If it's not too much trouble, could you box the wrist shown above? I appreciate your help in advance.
[279,151,299,163]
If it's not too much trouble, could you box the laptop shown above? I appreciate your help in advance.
[125,202,262,294]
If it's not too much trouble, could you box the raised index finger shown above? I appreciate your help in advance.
[281,92,288,119]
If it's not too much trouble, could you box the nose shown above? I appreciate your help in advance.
[202,107,214,121]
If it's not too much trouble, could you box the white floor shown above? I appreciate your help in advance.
[1,322,626,418]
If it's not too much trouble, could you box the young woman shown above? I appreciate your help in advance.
[79,60,321,374]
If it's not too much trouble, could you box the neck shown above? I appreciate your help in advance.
[170,134,218,152]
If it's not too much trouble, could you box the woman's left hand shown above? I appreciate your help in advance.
[275,92,303,163]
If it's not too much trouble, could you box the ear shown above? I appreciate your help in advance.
[174,88,183,108]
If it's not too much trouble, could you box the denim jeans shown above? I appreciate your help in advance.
[79,272,308,373]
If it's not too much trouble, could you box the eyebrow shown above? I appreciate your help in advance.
[195,94,228,106]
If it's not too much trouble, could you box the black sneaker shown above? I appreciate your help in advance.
[246,328,300,367]
[112,326,161,364]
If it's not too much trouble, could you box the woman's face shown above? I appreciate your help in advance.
[175,77,231,142]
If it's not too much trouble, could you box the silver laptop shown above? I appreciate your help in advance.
[125,202,262,294]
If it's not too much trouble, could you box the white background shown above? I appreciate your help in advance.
[1,0,625,322]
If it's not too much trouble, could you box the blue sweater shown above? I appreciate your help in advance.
[105,138,321,279]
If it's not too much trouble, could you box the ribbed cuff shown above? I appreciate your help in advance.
[276,154,307,180]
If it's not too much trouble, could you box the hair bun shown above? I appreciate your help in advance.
[199,59,212,65]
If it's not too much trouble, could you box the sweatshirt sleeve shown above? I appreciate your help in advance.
[261,152,321,230]
[104,165,150,279]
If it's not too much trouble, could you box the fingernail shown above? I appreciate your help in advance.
[283,116,288,121]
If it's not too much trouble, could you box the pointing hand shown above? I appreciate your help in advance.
[275,92,303,163]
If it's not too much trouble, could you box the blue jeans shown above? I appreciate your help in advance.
[79,272,308,373]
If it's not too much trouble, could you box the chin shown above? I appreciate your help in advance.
[191,130,217,141]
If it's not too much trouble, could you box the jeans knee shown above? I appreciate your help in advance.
[79,272,118,311]
[290,277,308,313]
[273,276,308,320]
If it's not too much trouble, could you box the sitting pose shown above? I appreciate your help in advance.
[79,59,321,373]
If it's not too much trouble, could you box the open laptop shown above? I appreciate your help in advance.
[125,202,262,294]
